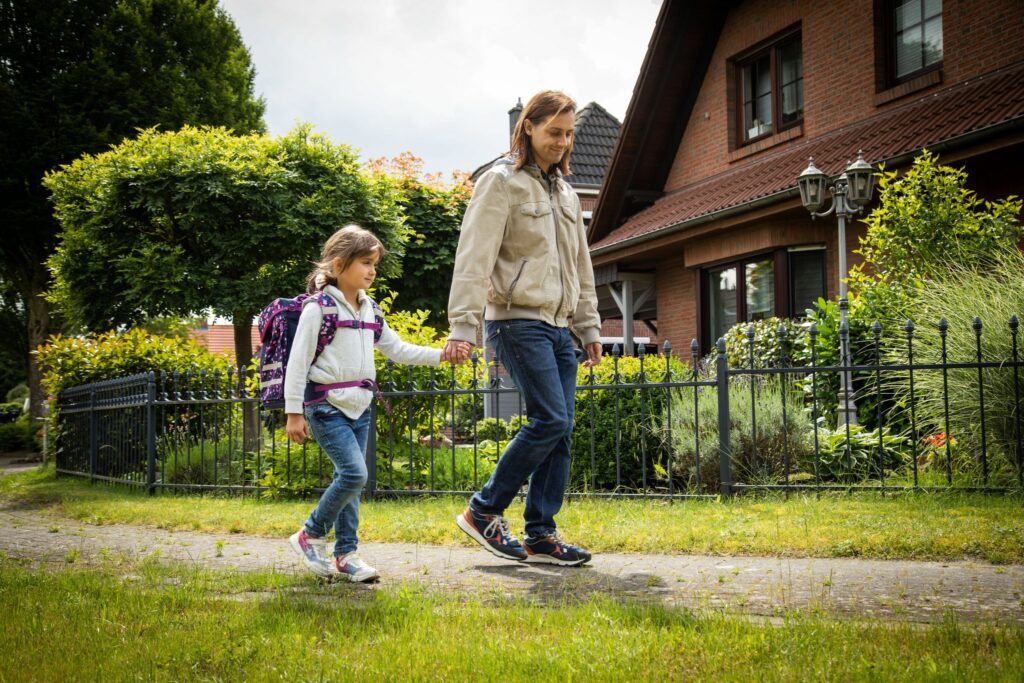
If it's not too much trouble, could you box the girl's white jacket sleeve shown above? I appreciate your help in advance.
[376,323,443,367]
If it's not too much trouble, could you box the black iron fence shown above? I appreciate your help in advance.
[53,317,1024,498]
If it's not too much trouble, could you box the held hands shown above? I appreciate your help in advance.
[582,341,603,368]
[285,413,309,444]
[441,338,474,364]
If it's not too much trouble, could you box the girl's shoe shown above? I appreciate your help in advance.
[289,528,333,577]
[333,553,380,583]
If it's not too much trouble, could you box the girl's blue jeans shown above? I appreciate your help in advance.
[471,320,578,538]
[302,402,370,557]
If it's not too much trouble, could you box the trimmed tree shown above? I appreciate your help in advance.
[367,153,470,326]
[0,0,265,418]
[45,124,406,371]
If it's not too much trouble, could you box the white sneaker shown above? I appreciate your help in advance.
[289,529,333,578]
[332,552,379,583]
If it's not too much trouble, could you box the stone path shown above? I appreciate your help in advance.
[2,460,1022,624]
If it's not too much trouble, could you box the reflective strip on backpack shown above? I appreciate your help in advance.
[262,362,282,372]
[260,377,283,388]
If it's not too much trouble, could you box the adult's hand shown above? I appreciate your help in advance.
[442,339,473,364]
[285,413,309,444]
[582,341,603,368]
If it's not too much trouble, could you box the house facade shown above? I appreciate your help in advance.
[589,0,1024,356]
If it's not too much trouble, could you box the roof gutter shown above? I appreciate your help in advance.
[591,114,1024,258]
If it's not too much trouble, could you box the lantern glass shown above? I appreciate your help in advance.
[798,158,828,213]
[845,151,875,207]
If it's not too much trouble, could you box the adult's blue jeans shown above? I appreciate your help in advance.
[472,320,577,538]
[302,402,370,557]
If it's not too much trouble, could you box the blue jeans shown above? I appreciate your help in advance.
[472,320,577,538]
[303,402,370,557]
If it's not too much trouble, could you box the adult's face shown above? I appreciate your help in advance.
[525,110,575,172]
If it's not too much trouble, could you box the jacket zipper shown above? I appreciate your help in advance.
[506,258,528,309]
[550,183,566,318]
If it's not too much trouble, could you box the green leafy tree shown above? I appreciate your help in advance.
[367,153,471,326]
[0,0,265,418]
[45,124,406,370]
[849,149,1022,316]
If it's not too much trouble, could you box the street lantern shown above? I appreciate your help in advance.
[845,151,875,207]
[797,157,828,213]
[797,152,877,426]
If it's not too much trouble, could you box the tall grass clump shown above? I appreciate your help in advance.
[663,360,812,493]
[883,250,1024,487]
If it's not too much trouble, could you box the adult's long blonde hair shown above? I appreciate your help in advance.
[509,90,576,175]
[305,224,386,294]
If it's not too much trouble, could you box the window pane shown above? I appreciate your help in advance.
[709,267,737,342]
[778,38,803,125]
[745,259,774,322]
[895,0,921,31]
[923,16,943,65]
[742,54,772,139]
[924,0,942,20]
[895,29,923,78]
[789,250,826,317]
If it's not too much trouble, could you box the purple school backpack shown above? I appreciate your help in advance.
[257,292,384,409]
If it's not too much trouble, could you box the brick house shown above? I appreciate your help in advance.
[589,0,1024,356]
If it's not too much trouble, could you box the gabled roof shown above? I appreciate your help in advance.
[469,101,622,189]
[588,0,734,242]
[564,102,621,188]
[591,60,1024,253]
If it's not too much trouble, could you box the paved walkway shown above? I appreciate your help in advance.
[1,461,1022,625]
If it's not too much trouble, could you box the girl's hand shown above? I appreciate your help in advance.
[285,413,309,444]
[442,339,473,364]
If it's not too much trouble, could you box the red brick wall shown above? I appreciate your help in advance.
[665,0,1024,192]
[654,257,698,355]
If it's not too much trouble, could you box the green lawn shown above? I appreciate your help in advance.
[0,556,1021,682]
[3,466,1024,563]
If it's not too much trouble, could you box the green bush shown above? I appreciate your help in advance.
[571,353,689,490]
[473,415,525,442]
[0,402,22,422]
[37,328,233,395]
[375,441,498,492]
[807,420,909,483]
[0,415,38,452]
[665,371,813,493]
[723,317,808,369]
[5,383,28,404]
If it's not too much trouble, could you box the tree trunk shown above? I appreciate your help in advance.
[234,315,259,453]
[26,277,50,421]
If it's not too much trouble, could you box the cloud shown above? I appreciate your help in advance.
[219,0,661,175]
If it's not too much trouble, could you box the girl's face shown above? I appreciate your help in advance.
[525,110,575,172]
[337,250,379,295]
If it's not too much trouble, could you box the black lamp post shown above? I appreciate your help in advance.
[797,151,876,426]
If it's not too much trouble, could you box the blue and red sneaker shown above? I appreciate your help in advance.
[524,533,592,566]
[456,507,527,561]
[288,528,332,577]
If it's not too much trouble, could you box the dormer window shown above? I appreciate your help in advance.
[736,32,803,144]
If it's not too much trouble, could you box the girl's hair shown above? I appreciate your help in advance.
[509,90,576,175]
[306,224,386,294]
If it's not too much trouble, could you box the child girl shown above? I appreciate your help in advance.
[284,224,460,581]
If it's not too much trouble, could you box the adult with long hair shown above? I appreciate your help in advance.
[445,90,603,566]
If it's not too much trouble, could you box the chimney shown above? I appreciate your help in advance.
[508,98,523,143]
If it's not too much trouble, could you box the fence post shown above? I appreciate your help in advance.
[89,388,97,483]
[146,372,157,496]
[365,402,377,499]
[716,338,733,498]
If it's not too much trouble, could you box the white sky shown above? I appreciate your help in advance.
[218,0,662,178]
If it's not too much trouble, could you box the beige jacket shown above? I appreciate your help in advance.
[447,159,602,346]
